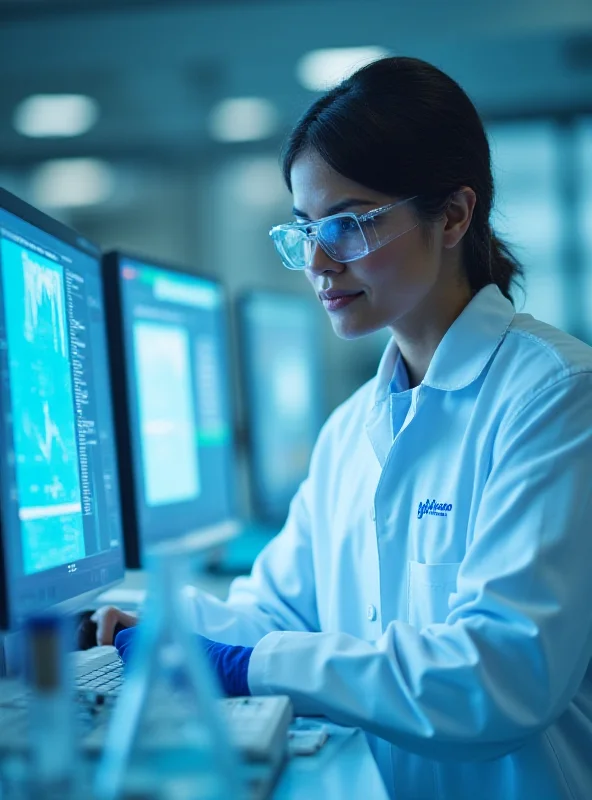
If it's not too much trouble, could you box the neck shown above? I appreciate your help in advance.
[389,276,474,389]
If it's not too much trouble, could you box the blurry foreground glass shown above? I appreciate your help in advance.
[24,612,82,799]
[269,196,417,270]
[94,549,243,800]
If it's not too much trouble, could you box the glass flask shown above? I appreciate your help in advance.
[94,549,244,800]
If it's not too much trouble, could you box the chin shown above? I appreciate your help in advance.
[330,315,385,340]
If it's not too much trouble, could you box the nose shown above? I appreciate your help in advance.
[306,241,345,277]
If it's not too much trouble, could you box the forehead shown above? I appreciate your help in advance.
[290,151,383,216]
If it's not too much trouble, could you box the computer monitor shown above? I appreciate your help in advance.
[0,189,125,634]
[102,252,237,568]
[237,290,326,524]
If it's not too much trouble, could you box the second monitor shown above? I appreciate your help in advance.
[102,252,237,568]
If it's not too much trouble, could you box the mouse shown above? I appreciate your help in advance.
[76,610,127,650]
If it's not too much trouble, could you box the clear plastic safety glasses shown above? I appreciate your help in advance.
[269,196,417,270]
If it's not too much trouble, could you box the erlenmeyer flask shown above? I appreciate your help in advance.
[94,549,244,800]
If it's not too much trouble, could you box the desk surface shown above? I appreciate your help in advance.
[276,723,388,800]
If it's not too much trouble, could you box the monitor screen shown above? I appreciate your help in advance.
[238,291,326,524]
[0,189,125,631]
[103,253,236,567]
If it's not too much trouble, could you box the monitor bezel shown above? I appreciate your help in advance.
[102,249,237,568]
[0,188,125,631]
[235,288,326,525]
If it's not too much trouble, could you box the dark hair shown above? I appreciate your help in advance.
[281,56,522,302]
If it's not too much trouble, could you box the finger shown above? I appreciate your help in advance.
[95,608,119,646]
[98,610,138,646]
[117,611,139,628]
[90,605,117,625]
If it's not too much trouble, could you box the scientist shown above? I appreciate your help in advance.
[101,57,592,800]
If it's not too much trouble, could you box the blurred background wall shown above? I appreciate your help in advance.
[1,0,591,511]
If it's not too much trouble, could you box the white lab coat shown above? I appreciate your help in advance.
[191,284,592,800]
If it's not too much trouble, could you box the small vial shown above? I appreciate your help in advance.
[25,613,79,800]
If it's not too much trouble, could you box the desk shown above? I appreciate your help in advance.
[0,715,388,800]
[276,724,389,799]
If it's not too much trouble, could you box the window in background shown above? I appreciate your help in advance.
[577,118,592,344]
[488,121,568,331]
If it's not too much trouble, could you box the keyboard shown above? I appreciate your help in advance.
[221,696,293,763]
[0,655,293,799]
[80,686,293,763]
[75,658,123,695]
[74,644,122,689]
[0,683,292,800]
[0,645,124,715]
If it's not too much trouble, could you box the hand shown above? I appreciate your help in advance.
[90,606,138,646]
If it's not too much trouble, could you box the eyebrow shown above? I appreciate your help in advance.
[291,197,377,220]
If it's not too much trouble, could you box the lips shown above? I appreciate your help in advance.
[319,290,364,311]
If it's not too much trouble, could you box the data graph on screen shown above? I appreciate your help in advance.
[0,237,85,575]
[23,251,67,356]
[22,400,68,466]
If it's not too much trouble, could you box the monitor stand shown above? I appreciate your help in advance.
[96,568,147,610]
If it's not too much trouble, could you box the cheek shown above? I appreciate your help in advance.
[365,230,436,289]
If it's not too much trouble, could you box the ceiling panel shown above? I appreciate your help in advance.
[0,0,591,164]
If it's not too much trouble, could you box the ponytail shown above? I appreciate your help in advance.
[464,206,523,303]
[488,233,523,303]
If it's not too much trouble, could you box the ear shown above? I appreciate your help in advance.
[442,187,477,249]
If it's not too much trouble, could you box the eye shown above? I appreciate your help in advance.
[321,215,358,243]
[339,216,358,232]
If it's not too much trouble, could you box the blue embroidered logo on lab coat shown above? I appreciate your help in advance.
[417,499,453,520]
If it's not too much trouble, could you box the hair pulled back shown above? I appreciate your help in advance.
[281,56,522,301]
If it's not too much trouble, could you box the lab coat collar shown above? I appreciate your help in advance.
[372,283,515,405]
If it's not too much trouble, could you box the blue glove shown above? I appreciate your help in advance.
[114,627,253,697]
[199,636,253,698]
[114,625,135,662]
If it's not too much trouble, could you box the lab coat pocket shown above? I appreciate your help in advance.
[407,561,461,629]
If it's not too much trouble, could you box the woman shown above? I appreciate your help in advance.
[104,57,592,799]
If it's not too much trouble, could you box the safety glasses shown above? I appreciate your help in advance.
[269,196,417,270]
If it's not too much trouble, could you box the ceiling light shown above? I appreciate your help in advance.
[232,157,289,208]
[296,47,390,92]
[208,98,278,143]
[13,94,99,138]
[30,159,114,209]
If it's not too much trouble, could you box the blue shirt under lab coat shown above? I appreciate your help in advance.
[189,284,592,800]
